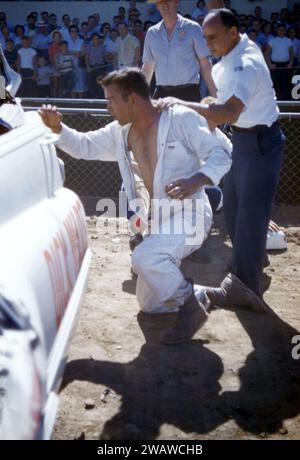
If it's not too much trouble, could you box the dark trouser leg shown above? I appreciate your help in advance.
[226,124,284,296]
[205,186,223,213]
[223,165,238,246]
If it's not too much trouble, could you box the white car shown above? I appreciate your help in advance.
[0,48,91,439]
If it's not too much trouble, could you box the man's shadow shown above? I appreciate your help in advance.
[61,312,227,440]
[221,304,300,434]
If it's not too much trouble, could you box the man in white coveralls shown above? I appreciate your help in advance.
[39,67,235,345]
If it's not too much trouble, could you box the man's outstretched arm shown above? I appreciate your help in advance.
[38,105,117,162]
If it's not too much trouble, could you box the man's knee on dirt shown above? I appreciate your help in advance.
[131,243,174,277]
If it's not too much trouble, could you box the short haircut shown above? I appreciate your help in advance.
[206,8,240,30]
[91,33,101,39]
[68,25,79,33]
[100,68,150,101]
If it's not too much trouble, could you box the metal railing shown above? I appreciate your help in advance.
[22,100,300,206]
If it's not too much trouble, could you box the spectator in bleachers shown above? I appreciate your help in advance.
[280,8,289,27]
[36,55,52,97]
[104,28,118,70]
[40,11,51,33]
[29,12,38,22]
[145,3,162,23]
[17,36,37,97]
[32,21,51,60]
[238,14,247,24]
[86,32,108,98]
[265,23,294,100]
[4,39,18,71]
[48,14,59,33]
[59,14,71,41]
[270,22,279,37]
[55,40,74,97]
[192,1,208,21]
[194,12,206,27]
[270,12,280,26]
[0,25,15,51]
[101,22,111,40]
[24,14,37,40]
[67,25,87,97]
[260,22,273,49]
[287,27,300,65]
[87,15,100,38]
[245,14,254,29]
[113,15,122,29]
[115,22,140,69]
[93,13,102,32]
[72,17,80,29]
[132,19,145,51]
[80,22,91,45]
[48,30,62,97]
[143,20,155,32]
[0,11,13,33]
[118,6,126,24]
[253,5,265,24]
[128,7,142,26]
[239,22,247,35]
[14,25,25,50]
[248,29,262,50]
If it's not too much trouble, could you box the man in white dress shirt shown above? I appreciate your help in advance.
[159,8,285,310]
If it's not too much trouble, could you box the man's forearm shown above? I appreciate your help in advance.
[199,58,217,97]
[184,101,239,125]
[193,172,213,188]
[142,62,154,85]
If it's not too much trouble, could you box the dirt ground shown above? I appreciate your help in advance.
[53,206,300,440]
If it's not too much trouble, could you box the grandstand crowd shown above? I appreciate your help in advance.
[1,0,300,100]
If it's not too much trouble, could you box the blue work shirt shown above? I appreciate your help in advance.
[143,15,209,86]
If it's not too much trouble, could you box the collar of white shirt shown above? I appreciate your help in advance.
[222,33,248,64]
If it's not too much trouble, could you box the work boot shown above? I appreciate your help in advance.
[205,273,268,314]
[160,292,208,345]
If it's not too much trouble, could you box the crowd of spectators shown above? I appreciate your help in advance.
[1,1,300,100]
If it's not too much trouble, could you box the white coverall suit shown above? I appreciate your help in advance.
[56,106,232,313]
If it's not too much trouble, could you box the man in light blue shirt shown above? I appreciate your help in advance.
[142,0,216,101]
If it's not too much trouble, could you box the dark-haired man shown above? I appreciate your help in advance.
[39,67,232,344]
[159,8,285,307]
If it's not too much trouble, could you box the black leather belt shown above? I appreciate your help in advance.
[232,121,279,132]
[156,84,198,91]
[232,124,268,132]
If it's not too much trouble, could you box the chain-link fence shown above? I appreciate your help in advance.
[23,99,300,207]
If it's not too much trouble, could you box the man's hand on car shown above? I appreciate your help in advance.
[38,105,63,134]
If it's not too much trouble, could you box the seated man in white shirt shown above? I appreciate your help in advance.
[39,68,235,345]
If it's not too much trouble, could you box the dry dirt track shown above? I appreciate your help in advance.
[53,206,300,440]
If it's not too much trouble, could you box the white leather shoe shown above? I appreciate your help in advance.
[266,230,287,251]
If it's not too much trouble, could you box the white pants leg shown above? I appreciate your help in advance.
[131,232,202,314]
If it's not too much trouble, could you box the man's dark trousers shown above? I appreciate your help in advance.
[223,121,285,296]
